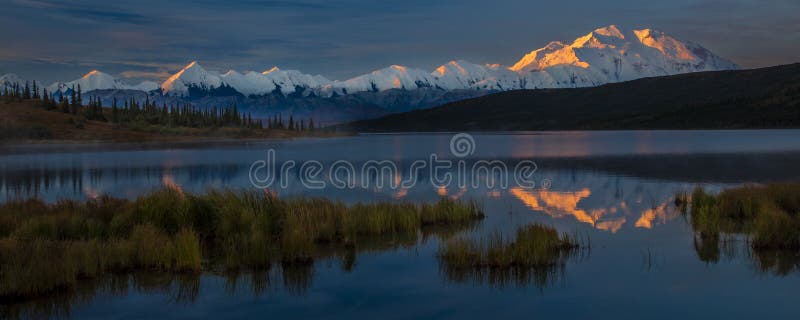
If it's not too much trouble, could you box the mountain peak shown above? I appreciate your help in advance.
[632,28,738,70]
[510,41,571,71]
[82,70,105,78]
[173,61,207,75]
[388,65,408,72]
[223,70,241,77]
[572,25,628,48]
[510,25,737,80]
[593,25,624,38]
[0,73,23,85]
[161,61,221,95]
[262,66,280,75]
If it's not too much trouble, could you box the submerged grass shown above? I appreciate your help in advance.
[0,188,483,299]
[437,224,579,288]
[681,183,800,273]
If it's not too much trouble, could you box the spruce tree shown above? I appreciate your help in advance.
[23,81,31,100]
[42,88,49,107]
[76,84,82,108]
[69,85,77,114]
[61,94,70,113]
[111,98,118,123]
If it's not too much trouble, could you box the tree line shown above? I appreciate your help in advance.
[1,80,317,132]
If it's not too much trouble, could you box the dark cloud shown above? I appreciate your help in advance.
[191,0,332,9]
[13,0,152,24]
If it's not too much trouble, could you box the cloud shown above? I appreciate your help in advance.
[13,0,151,24]
[191,0,331,9]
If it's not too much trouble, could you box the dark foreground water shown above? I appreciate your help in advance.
[2,130,800,319]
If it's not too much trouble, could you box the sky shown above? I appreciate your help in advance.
[1,0,799,84]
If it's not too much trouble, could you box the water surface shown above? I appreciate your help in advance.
[2,130,800,319]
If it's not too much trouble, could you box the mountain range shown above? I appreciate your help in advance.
[1,25,738,122]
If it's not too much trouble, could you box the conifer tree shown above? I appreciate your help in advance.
[41,88,49,107]
[76,84,83,108]
[69,85,78,114]
[111,97,118,123]
[60,94,70,113]
[23,81,31,99]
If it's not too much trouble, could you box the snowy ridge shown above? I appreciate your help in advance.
[156,25,736,96]
[45,70,158,94]
[7,25,738,98]
[507,25,738,87]
[160,61,222,95]
[0,73,24,87]
[322,65,437,95]
[260,67,331,95]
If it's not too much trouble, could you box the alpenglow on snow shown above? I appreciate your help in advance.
[9,26,737,98]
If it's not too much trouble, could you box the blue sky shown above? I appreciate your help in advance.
[1,0,798,83]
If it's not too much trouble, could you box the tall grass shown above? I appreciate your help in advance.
[684,183,800,273]
[438,224,579,288]
[0,188,484,299]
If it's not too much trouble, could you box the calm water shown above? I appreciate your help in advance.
[2,130,800,319]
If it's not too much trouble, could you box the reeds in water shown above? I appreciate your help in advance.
[0,188,484,299]
[683,183,800,274]
[438,224,579,288]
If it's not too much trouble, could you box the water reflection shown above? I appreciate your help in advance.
[1,214,480,319]
[509,187,681,233]
[3,132,800,317]
[440,260,571,289]
[1,161,693,234]
[693,235,800,276]
[1,273,201,320]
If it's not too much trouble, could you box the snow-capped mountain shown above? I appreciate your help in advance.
[163,63,331,96]
[507,25,738,88]
[157,25,736,97]
[326,65,438,94]
[129,81,160,92]
[1,73,25,87]
[13,25,739,99]
[261,67,331,95]
[160,61,223,95]
[47,70,159,94]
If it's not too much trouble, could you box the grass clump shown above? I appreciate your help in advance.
[438,224,578,288]
[0,188,483,299]
[684,183,800,273]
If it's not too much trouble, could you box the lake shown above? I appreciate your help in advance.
[2,130,800,319]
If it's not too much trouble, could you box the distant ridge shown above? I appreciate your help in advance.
[344,63,800,131]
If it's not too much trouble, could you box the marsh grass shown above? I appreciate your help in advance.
[438,224,579,288]
[684,183,800,274]
[0,188,484,300]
